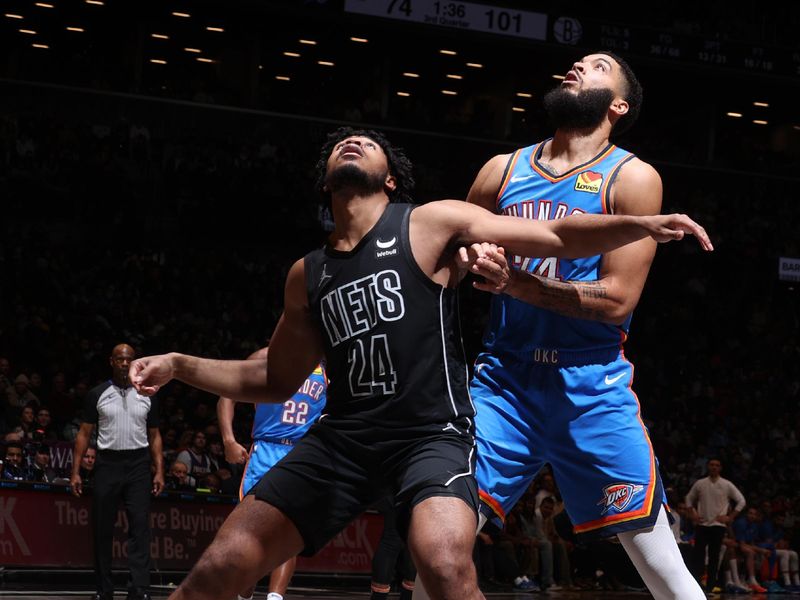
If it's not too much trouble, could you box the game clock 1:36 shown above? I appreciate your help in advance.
[432,2,466,19]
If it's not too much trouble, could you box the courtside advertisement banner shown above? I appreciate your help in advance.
[0,485,382,573]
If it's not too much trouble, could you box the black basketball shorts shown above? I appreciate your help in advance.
[250,422,478,555]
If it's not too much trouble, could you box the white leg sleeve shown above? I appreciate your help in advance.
[618,506,706,600]
[790,549,799,573]
[411,511,488,600]
[730,558,744,587]
[778,549,790,574]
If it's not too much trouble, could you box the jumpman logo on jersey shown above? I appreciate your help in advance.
[319,264,332,288]
[442,422,462,434]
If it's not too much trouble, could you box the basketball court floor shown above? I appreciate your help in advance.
[0,584,797,599]
[1,566,796,599]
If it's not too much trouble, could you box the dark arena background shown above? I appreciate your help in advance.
[1,1,799,599]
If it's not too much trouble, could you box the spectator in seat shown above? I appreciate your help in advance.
[34,406,60,442]
[733,507,770,593]
[165,459,195,491]
[2,441,28,480]
[519,494,559,590]
[29,444,60,483]
[7,403,37,442]
[772,513,800,591]
[533,471,558,509]
[79,445,97,488]
[718,524,750,593]
[176,430,211,480]
[6,374,39,420]
[206,435,225,473]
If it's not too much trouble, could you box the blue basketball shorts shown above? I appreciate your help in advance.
[240,439,294,499]
[472,351,667,540]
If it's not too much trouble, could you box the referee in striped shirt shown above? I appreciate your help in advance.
[71,343,164,600]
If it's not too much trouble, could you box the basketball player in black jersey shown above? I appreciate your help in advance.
[129,127,711,600]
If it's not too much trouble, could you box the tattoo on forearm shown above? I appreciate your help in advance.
[531,277,609,320]
[577,283,608,300]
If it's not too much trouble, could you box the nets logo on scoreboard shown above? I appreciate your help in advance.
[779,257,800,282]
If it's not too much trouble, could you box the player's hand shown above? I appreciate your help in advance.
[129,353,176,396]
[152,471,165,496]
[457,243,511,294]
[70,473,82,498]
[224,439,249,464]
[457,242,500,273]
[641,214,713,251]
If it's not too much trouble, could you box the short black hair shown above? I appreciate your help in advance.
[5,441,23,452]
[314,127,415,203]
[594,51,643,136]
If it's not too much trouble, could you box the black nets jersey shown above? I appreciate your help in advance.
[304,203,475,437]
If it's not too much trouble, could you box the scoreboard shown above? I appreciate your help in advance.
[344,0,548,41]
[343,1,798,80]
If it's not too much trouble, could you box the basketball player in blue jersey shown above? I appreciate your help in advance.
[128,126,710,600]
[217,346,326,600]
[425,52,703,600]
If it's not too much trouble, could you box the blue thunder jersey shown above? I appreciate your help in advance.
[251,364,327,441]
[486,140,636,355]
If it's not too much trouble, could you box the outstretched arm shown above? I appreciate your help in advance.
[468,159,677,324]
[419,198,711,266]
[129,353,268,402]
[217,346,269,463]
[130,259,324,403]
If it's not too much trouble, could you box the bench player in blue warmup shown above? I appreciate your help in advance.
[415,52,706,600]
[217,346,326,600]
[128,126,710,600]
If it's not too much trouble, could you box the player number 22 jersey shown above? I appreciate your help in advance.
[251,364,327,441]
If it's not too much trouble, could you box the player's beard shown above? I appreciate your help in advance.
[543,86,615,131]
[325,163,388,197]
